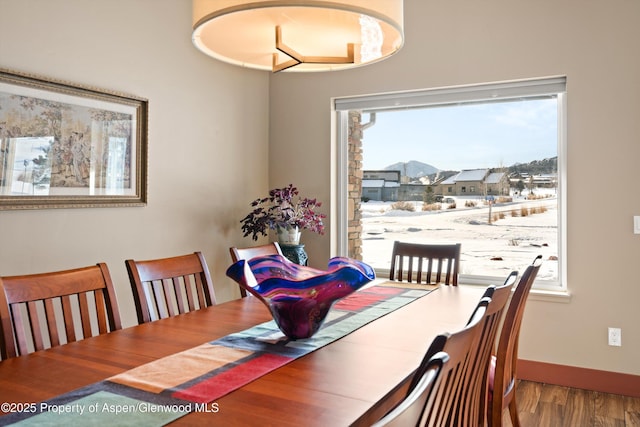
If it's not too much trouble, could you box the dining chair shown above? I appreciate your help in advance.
[389,241,461,285]
[488,255,543,427]
[0,263,122,359]
[419,295,490,426]
[371,351,449,427]
[229,242,283,297]
[459,271,518,427]
[125,251,216,324]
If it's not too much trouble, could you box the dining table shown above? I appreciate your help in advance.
[0,282,486,426]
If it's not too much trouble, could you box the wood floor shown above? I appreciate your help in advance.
[506,380,640,427]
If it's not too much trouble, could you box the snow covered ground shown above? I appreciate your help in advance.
[360,191,558,282]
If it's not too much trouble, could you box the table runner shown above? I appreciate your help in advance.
[1,284,432,426]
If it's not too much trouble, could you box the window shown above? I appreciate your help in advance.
[0,136,53,195]
[334,77,567,290]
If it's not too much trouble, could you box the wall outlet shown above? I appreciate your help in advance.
[608,327,622,347]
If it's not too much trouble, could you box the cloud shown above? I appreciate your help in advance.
[492,99,556,130]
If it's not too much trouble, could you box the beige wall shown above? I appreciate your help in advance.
[1,0,639,377]
[0,0,270,327]
[269,0,640,375]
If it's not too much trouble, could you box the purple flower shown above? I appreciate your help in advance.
[240,184,326,241]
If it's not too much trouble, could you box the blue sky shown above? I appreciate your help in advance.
[361,98,558,171]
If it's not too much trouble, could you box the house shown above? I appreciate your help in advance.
[362,170,401,201]
[362,170,426,201]
[514,173,559,189]
[437,168,510,197]
[1,0,638,398]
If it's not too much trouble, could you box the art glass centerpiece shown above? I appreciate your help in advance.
[226,255,375,339]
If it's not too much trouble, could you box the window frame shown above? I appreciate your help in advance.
[333,77,567,291]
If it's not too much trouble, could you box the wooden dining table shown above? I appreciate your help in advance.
[0,283,485,426]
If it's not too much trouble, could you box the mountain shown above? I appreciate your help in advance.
[384,160,439,177]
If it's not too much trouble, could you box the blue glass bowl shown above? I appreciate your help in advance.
[226,255,375,339]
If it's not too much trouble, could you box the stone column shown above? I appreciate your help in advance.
[347,111,363,260]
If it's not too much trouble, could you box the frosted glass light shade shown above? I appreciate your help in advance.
[192,0,404,72]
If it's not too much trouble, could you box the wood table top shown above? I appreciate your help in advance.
[0,283,485,426]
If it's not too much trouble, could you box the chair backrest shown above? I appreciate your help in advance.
[420,296,490,426]
[460,271,518,427]
[389,241,461,285]
[229,242,284,297]
[125,251,216,324]
[0,263,122,359]
[489,255,543,426]
[372,351,449,427]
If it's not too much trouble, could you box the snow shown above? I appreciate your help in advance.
[359,190,558,283]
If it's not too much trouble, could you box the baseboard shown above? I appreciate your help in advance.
[517,359,640,397]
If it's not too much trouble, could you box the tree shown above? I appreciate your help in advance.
[423,186,435,204]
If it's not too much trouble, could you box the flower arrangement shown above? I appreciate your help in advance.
[240,184,326,242]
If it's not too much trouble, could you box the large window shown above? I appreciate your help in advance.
[334,77,567,290]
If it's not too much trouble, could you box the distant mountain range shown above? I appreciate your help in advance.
[383,157,557,178]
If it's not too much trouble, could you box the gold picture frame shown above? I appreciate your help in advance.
[0,68,148,210]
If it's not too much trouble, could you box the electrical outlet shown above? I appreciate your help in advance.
[608,327,622,347]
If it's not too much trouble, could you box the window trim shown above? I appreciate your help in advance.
[333,77,567,291]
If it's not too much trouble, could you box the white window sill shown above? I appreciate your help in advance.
[528,288,571,303]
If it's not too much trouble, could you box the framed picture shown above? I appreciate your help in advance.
[0,68,148,210]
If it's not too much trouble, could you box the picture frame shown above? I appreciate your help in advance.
[0,68,148,210]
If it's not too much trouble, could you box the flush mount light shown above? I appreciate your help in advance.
[192,1,404,72]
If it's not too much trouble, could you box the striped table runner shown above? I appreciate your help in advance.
[1,284,432,426]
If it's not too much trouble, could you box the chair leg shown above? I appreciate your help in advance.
[508,398,520,427]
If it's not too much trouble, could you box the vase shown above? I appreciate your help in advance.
[277,225,301,245]
[226,254,376,340]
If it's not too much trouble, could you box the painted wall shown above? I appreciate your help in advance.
[269,0,640,375]
[0,0,270,327]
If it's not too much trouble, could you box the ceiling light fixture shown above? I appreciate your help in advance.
[192,1,404,72]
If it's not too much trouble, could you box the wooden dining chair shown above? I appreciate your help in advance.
[459,271,518,427]
[371,351,449,427]
[125,251,216,324]
[0,263,122,359]
[419,296,490,426]
[229,242,283,297]
[389,241,461,285]
[488,255,543,427]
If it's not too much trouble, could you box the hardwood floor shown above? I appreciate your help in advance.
[507,380,640,426]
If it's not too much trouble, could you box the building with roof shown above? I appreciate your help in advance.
[363,168,509,201]
[362,170,427,201]
[362,170,401,201]
[435,169,510,197]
